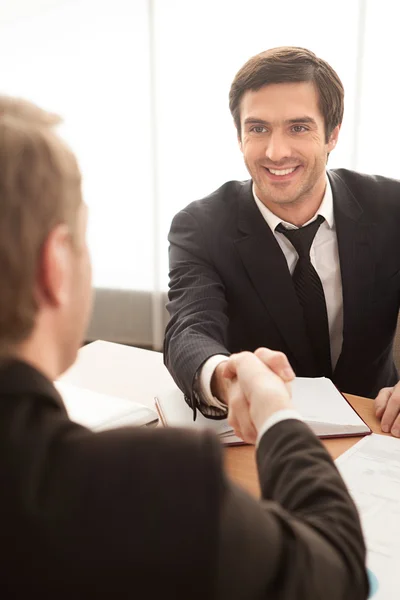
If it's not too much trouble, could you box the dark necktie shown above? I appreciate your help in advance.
[276,215,332,377]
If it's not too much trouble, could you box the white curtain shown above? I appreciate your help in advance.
[0,0,396,349]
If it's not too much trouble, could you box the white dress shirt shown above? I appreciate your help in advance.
[199,175,344,437]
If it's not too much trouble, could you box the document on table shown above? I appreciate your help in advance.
[55,381,159,431]
[155,376,370,444]
[336,434,400,600]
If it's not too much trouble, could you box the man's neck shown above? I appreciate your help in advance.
[14,335,64,382]
[257,177,327,227]
[272,198,323,227]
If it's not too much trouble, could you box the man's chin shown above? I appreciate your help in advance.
[270,196,300,206]
[258,187,302,206]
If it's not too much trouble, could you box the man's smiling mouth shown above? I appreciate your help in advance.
[263,165,301,180]
[266,167,298,176]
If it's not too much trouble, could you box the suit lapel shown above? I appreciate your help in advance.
[234,183,316,373]
[328,171,377,372]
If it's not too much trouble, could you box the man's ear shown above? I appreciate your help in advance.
[238,133,243,153]
[327,124,341,152]
[36,224,71,307]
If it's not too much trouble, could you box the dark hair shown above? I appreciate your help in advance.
[229,46,344,141]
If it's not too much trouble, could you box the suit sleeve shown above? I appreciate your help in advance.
[216,419,368,600]
[164,208,230,404]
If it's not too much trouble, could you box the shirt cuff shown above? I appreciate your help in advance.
[199,354,229,410]
[256,409,304,447]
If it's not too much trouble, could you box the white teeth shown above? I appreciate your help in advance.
[268,167,296,176]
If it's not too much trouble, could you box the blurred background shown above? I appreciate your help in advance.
[1,0,396,349]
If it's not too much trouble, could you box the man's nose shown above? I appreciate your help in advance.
[265,132,291,163]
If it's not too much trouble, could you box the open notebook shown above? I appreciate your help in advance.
[55,381,159,431]
[155,377,371,445]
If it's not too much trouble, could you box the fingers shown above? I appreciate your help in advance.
[222,360,237,381]
[254,347,295,382]
[223,351,295,443]
[227,381,257,444]
[210,361,230,403]
[378,384,400,437]
[223,348,294,384]
[219,361,258,442]
[226,351,290,401]
[375,387,393,419]
[389,413,400,438]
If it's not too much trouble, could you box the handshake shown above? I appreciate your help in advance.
[213,348,296,444]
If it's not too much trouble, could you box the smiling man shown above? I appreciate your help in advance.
[164,46,400,440]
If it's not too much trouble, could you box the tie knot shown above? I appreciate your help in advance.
[276,215,324,258]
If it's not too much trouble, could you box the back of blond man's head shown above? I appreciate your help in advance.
[0,96,82,349]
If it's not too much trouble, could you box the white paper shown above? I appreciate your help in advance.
[156,377,369,440]
[155,388,243,444]
[336,434,400,599]
[156,388,231,434]
[55,381,158,431]
[292,377,368,426]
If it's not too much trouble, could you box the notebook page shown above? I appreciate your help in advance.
[156,378,368,440]
[155,390,243,445]
[55,381,158,430]
[291,377,366,427]
[155,388,233,436]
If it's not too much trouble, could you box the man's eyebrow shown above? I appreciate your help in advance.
[243,116,317,126]
[286,117,317,126]
[243,117,270,126]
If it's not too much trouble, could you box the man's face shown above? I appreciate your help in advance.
[61,203,93,370]
[238,82,339,209]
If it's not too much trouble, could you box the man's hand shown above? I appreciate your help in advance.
[219,348,295,443]
[375,382,400,437]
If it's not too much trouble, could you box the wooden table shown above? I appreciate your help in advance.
[63,341,387,499]
[224,394,385,497]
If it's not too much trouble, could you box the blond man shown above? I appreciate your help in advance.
[0,97,367,599]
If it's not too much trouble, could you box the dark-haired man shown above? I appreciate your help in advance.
[165,46,400,441]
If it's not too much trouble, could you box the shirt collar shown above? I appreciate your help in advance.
[252,174,334,231]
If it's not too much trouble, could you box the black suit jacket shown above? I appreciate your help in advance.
[165,169,400,403]
[0,360,368,599]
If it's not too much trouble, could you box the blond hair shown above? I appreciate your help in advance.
[0,96,82,346]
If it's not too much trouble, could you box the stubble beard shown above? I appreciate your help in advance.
[254,160,326,209]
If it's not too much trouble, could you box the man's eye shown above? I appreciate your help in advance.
[292,125,307,133]
[251,126,267,133]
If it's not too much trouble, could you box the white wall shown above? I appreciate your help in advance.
[1,0,398,346]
